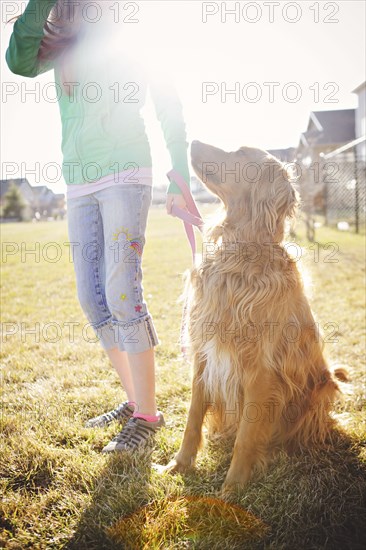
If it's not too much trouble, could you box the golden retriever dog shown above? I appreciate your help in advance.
[162,141,347,494]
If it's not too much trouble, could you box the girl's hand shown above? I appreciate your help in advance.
[166,193,188,216]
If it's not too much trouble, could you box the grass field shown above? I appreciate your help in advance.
[1,205,365,549]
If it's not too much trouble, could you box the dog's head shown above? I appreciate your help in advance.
[191,140,299,243]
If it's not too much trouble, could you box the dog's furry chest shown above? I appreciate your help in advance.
[198,338,243,409]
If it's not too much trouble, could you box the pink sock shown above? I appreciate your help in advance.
[128,401,136,409]
[133,411,159,422]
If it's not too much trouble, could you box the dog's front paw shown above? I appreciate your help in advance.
[218,480,245,501]
[220,471,249,497]
[156,457,194,475]
[218,482,238,501]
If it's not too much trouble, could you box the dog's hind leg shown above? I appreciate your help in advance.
[162,359,209,474]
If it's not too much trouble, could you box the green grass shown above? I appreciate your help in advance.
[1,206,365,549]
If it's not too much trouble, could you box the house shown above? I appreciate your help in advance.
[319,83,365,170]
[258,86,365,235]
[352,81,366,160]
[53,194,66,218]
[294,109,357,216]
[32,187,65,218]
[32,185,62,217]
[0,178,65,221]
[296,109,356,166]
[295,83,365,166]
[0,178,34,220]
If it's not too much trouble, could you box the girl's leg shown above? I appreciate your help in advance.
[127,348,157,416]
[105,348,136,403]
[98,184,160,418]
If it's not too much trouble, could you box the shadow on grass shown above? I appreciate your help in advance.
[65,426,365,550]
[203,428,366,550]
[65,448,154,549]
[65,435,267,550]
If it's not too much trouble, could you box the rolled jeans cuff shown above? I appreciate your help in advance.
[94,315,160,354]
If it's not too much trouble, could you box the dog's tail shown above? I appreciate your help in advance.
[332,365,350,383]
[283,364,351,449]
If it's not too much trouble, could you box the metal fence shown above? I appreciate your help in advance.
[297,139,366,239]
[322,141,366,234]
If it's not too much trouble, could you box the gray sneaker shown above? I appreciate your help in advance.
[85,400,135,428]
[102,411,165,453]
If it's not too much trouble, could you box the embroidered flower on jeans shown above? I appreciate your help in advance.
[129,239,143,256]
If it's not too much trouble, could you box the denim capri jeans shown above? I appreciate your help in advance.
[66,183,160,353]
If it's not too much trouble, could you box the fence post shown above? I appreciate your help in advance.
[322,156,329,226]
[354,146,359,234]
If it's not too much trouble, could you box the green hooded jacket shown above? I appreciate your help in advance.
[5,0,190,195]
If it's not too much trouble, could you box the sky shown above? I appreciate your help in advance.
[1,0,365,194]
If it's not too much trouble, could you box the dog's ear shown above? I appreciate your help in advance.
[250,160,299,240]
[281,165,300,221]
[277,167,299,221]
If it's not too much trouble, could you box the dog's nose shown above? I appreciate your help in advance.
[191,141,201,155]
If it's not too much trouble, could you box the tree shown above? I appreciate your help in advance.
[2,183,26,220]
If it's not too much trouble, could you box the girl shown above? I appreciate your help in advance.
[6,0,191,452]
